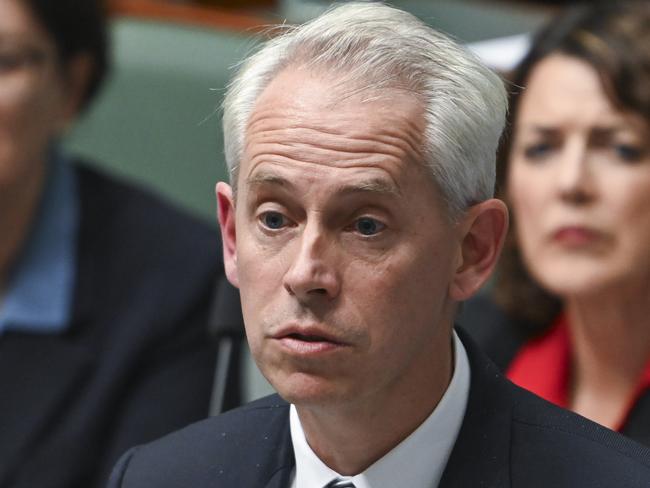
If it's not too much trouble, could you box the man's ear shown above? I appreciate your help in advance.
[216,182,239,288]
[449,198,508,301]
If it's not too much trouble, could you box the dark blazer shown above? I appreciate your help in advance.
[458,294,650,448]
[108,328,650,487]
[0,164,244,488]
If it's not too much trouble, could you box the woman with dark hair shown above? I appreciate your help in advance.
[461,1,650,446]
[0,1,242,487]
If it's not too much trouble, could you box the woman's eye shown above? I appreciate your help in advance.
[0,53,23,72]
[614,144,645,163]
[354,217,385,236]
[0,50,45,73]
[260,211,287,230]
[523,142,553,161]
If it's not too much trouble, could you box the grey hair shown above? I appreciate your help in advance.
[222,1,507,217]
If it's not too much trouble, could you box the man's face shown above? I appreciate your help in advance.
[219,68,466,409]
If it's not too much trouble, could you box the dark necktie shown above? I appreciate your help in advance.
[324,478,356,488]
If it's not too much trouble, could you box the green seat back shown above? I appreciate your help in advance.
[65,18,258,222]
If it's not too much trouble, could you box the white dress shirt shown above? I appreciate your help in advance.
[289,331,470,488]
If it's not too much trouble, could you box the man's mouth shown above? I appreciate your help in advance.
[274,327,347,355]
[285,332,335,343]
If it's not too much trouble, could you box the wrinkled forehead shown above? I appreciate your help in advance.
[240,66,427,170]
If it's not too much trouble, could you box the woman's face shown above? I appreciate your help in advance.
[508,54,650,298]
[0,0,78,187]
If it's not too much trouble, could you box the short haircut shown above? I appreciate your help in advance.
[222,1,507,217]
[26,0,109,110]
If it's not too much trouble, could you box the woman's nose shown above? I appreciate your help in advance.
[556,139,596,205]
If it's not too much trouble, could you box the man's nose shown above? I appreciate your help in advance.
[283,223,340,302]
[557,138,596,205]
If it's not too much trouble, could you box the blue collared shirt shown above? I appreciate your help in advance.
[0,150,79,335]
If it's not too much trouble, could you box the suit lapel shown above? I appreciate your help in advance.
[263,465,295,488]
[262,403,295,488]
[0,333,93,484]
[439,329,513,488]
[206,396,295,488]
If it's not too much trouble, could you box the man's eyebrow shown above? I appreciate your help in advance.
[246,172,295,190]
[247,172,401,197]
[335,179,402,197]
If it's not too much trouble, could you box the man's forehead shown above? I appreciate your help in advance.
[235,67,430,200]
[243,75,425,158]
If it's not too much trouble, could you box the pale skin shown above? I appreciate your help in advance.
[509,54,650,428]
[0,0,89,291]
[218,66,507,474]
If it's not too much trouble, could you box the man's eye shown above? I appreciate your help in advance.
[260,211,287,230]
[354,217,385,236]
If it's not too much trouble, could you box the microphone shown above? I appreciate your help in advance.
[207,276,245,415]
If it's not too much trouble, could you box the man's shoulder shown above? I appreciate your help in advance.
[509,385,650,485]
[129,393,290,458]
[452,330,650,486]
[109,395,293,488]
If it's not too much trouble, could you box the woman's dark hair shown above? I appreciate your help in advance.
[493,1,650,333]
[25,0,109,110]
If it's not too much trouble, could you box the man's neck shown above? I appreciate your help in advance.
[295,332,454,475]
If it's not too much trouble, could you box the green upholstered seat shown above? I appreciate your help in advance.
[65,17,258,222]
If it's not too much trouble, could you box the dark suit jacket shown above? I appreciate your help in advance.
[108,328,650,487]
[0,164,243,488]
[458,294,650,448]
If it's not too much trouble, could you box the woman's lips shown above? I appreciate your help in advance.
[552,226,601,247]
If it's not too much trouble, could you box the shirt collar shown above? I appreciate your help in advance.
[0,149,79,335]
[290,330,471,488]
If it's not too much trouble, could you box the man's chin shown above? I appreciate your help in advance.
[270,371,352,407]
